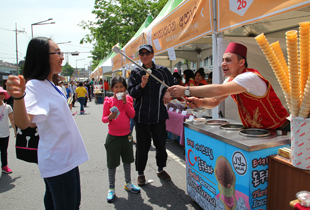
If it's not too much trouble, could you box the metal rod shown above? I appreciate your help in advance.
[117,48,187,101]
[118,50,169,88]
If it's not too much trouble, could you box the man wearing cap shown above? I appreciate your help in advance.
[128,44,176,186]
[168,42,290,130]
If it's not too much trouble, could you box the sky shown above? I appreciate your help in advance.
[0,0,97,70]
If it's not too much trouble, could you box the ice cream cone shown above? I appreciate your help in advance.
[146,69,152,78]
[224,205,233,210]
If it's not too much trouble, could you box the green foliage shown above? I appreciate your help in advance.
[80,0,168,66]
[62,63,75,76]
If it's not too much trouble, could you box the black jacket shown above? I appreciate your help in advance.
[128,62,176,124]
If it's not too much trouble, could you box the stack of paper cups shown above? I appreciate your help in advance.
[291,117,310,170]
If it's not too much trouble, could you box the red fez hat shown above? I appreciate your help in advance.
[224,42,247,59]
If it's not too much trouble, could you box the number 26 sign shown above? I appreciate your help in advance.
[229,0,254,16]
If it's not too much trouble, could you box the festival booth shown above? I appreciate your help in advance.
[111,1,310,208]
[122,0,310,209]
[92,52,115,103]
[178,1,310,210]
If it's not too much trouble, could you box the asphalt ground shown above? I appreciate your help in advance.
[0,98,203,210]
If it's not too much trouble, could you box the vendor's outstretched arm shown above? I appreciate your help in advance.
[187,95,228,109]
[168,81,247,98]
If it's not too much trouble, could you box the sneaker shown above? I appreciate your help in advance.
[124,182,140,194]
[80,110,85,114]
[106,189,115,203]
[157,170,171,181]
[2,166,12,174]
[137,175,146,186]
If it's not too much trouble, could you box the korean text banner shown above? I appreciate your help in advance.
[149,0,213,55]
[218,0,310,32]
[112,53,123,71]
[124,33,145,66]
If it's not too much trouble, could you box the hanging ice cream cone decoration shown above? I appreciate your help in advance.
[255,33,291,111]
[255,21,310,118]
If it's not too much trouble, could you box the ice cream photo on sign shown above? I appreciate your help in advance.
[215,156,236,210]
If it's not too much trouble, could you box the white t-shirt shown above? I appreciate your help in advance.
[25,79,89,178]
[0,103,12,138]
[223,72,267,96]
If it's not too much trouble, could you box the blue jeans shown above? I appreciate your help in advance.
[130,118,135,132]
[44,167,81,210]
[77,97,85,112]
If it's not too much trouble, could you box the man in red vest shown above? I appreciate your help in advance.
[168,42,290,130]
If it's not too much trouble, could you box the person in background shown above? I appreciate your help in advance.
[85,80,91,102]
[195,68,208,86]
[104,79,110,96]
[83,82,88,107]
[90,78,95,97]
[70,81,77,107]
[64,83,71,99]
[183,69,196,86]
[0,87,16,174]
[168,42,290,131]
[207,72,213,84]
[102,76,140,203]
[128,44,176,186]
[58,81,67,96]
[173,72,184,86]
[6,37,89,209]
[75,82,88,114]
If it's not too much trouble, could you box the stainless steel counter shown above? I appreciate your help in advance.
[184,118,291,152]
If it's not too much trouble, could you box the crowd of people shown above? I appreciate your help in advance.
[2,36,291,209]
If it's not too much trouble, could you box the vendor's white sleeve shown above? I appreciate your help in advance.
[231,72,267,96]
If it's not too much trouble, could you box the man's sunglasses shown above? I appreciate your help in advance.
[50,52,64,57]
[139,51,152,56]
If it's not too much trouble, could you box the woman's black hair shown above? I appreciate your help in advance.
[78,82,83,87]
[183,69,195,84]
[111,76,127,89]
[23,37,51,81]
[173,72,181,79]
[195,69,205,79]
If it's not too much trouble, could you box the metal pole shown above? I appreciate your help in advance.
[31,24,33,38]
[116,49,187,101]
[15,23,19,73]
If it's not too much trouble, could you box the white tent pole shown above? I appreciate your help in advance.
[211,0,225,119]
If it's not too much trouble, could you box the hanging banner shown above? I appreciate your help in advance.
[112,53,123,71]
[218,0,310,32]
[148,0,213,55]
[124,33,145,66]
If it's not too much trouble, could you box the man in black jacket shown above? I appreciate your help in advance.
[128,44,176,186]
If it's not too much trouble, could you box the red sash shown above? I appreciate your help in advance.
[229,68,289,129]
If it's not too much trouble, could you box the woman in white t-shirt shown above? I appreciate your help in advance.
[6,37,89,210]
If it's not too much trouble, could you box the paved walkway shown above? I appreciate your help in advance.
[0,99,202,210]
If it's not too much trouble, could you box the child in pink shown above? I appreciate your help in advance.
[102,76,140,203]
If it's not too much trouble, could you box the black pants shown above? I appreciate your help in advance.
[0,136,9,167]
[88,89,91,101]
[135,122,167,173]
[72,93,75,106]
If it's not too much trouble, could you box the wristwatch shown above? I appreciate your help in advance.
[184,86,190,97]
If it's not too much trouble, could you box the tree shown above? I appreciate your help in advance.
[62,63,74,76]
[80,0,168,66]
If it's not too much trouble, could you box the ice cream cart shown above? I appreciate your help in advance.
[184,119,291,210]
